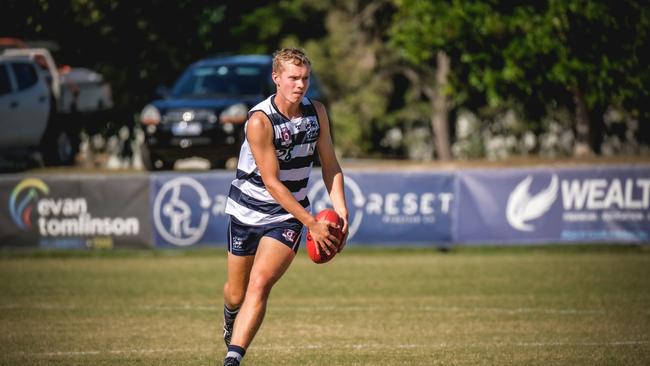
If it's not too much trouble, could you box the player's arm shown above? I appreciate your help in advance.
[247,111,339,254]
[314,101,349,251]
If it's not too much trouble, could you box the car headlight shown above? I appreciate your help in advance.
[219,103,248,124]
[223,123,234,134]
[140,104,161,125]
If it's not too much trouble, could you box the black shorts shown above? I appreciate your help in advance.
[227,215,303,256]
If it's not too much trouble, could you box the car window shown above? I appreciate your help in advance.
[10,62,38,91]
[0,64,11,95]
[172,64,265,98]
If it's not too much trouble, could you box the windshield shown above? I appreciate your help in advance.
[171,64,266,98]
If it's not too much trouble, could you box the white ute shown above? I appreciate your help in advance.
[1,47,113,166]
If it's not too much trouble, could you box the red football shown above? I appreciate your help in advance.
[306,209,344,264]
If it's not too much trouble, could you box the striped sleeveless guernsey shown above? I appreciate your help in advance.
[225,95,320,226]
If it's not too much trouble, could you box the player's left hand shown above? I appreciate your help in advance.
[336,209,349,252]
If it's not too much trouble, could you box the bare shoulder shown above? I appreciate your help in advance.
[310,100,330,125]
[247,110,269,126]
[247,111,272,130]
[246,111,273,142]
[310,99,326,113]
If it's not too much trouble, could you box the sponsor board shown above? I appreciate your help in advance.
[3,165,647,249]
[457,166,650,244]
[0,175,152,248]
[150,170,455,247]
[308,172,455,244]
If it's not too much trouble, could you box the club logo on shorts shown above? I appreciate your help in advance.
[231,236,244,250]
[282,228,298,244]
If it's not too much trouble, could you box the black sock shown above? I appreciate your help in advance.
[226,344,246,362]
[224,305,239,324]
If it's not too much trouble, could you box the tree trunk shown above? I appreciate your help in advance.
[572,85,594,157]
[431,51,452,160]
[398,51,452,160]
[589,104,605,155]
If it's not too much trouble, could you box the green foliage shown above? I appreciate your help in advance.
[230,0,327,54]
[3,0,648,157]
[390,0,650,156]
[1,0,303,126]
[301,1,397,157]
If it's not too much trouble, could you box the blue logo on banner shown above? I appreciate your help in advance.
[506,174,559,232]
[153,176,211,246]
[151,173,232,247]
[308,175,366,241]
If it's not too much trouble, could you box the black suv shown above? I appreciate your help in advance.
[138,54,324,170]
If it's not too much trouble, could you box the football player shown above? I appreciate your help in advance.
[221,48,349,366]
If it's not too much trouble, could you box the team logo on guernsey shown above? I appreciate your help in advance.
[305,119,318,141]
[282,228,299,244]
[280,126,292,146]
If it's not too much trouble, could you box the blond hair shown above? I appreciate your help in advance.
[272,48,311,74]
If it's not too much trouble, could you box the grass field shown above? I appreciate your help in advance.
[1,245,649,366]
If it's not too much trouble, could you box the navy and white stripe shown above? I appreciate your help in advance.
[225,95,320,225]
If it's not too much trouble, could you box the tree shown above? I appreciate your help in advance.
[233,0,400,158]
[390,1,475,160]
[1,1,275,128]
[390,0,650,157]
[541,0,650,155]
[304,1,398,157]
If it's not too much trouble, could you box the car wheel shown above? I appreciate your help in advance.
[153,159,175,170]
[140,143,174,171]
[41,125,78,166]
[139,143,155,171]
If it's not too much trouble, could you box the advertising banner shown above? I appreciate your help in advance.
[308,171,455,245]
[456,166,650,244]
[150,170,456,247]
[0,174,152,248]
[149,172,233,247]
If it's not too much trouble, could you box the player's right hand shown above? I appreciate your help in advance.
[307,220,340,256]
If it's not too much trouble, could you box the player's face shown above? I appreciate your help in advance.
[273,61,310,104]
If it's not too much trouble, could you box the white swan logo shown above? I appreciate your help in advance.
[153,177,211,246]
[506,174,559,231]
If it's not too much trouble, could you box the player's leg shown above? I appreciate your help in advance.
[223,252,254,346]
[223,216,259,347]
[225,236,296,362]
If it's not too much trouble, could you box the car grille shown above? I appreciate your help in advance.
[162,109,217,123]
[170,137,212,146]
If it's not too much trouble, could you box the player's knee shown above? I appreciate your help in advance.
[247,276,274,300]
[224,282,246,306]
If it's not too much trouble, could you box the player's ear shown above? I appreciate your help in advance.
[272,72,280,87]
